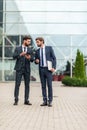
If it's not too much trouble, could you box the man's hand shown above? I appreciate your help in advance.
[35,59,39,64]
[25,54,31,60]
[20,52,26,56]
[50,68,55,73]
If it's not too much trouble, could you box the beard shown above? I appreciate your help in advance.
[25,42,30,47]
[26,44,29,47]
[37,44,41,47]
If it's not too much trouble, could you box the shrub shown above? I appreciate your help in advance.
[62,76,87,87]
[74,49,85,79]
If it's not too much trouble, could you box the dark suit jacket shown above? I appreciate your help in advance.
[13,46,33,72]
[35,46,56,69]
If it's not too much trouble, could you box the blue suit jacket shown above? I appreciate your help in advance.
[35,46,56,69]
[13,46,33,72]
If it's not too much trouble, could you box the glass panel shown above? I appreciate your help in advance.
[0,47,2,57]
[0,0,3,11]
[5,36,19,45]
[5,70,15,81]
[6,1,87,12]
[5,12,87,23]
[72,35,87,46]
[0,0,3,27]
[6,23,29,35]
[5,46,14,57]
[44,35,71,46]
[3,60,15,81]
[5,24,87,35]
[4,36,19,57]
[6,12,20,23]
[0,59,3,81]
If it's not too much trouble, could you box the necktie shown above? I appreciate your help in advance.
[41,48,44,66]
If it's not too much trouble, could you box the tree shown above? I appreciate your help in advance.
[64,61,70,76]
[75,49,85,79]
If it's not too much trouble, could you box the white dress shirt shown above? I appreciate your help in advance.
[22,45,27,53]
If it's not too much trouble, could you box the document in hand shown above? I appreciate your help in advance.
[47,61,52,70]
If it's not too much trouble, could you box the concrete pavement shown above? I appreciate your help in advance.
[0,82,87,130]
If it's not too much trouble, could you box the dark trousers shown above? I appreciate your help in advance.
[14,70,30,102]
[39,67,53,103]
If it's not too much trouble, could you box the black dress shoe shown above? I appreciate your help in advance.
[40,102,47,106]
[24,101,32,105]
[48,102,52,107]
[13,102,18,105]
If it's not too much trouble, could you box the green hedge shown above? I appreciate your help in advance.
[62,76,87,87]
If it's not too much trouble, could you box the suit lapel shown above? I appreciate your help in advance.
[38,48,40,59]
[45,46,48,59]
[20,46,22,52]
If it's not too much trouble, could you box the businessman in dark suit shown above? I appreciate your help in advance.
[13,36,33,105]
[35,37,56,107]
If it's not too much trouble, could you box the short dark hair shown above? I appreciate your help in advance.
[23,36,31,41]
[35,37,44,43]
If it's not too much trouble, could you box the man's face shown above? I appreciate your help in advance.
[36,40,43,47]
[25,39,31,46]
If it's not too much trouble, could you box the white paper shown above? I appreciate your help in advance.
[47,61,52,70]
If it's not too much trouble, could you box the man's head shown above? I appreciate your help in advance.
[35,37,44,47]
[23,36,31,46]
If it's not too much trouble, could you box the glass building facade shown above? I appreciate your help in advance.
[0,0,87,81]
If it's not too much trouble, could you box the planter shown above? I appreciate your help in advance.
[52,75,58,81]
[58,75,65,81]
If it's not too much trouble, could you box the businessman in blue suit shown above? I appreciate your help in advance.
[35,37,56,107]
[13,36,33,105]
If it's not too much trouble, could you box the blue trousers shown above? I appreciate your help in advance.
[39,67,53,103]
[14,70,30,102]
